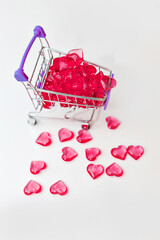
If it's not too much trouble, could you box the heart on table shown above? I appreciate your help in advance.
[127,145,144,160]
[58,128,74,142]
[76,130,92,143]
[87,164,104,179]
[62,147,78,161]
[35,132,52,146]
[85,148,101,161]
[30,161,46,174]
[106,163,123,177]
[106,116,121,129]
[111,145,127,160]
[50,180,68,195]
[24,180,42,195]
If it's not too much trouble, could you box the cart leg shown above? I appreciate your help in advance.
[81,108,96,130]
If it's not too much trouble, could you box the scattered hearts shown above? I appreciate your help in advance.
[35,132,52,146]
[87,164,104,179]
[127,145,144,160]
[50,180,68,195]
[106,116,121,129]
[85,148,101,161]
[106,163,123,177]
[111,145,127,160]
[58,128,74,142]
[62,147,78,161]
[30,161,46,174]
[76,130,92,143]
[24,180,42,195]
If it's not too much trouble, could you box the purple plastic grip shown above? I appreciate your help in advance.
[103,73,114,110]
[14,26,46,82]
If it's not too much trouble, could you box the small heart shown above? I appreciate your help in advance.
[76,130,92,143]
[62,147,78,161]
[106,163,123,177]
[30,161,46,174]
[85,148,101,161]
[58,128,74,142]
[50,181,68,195]
[24,180,42,195]
[127,145,144,160]
[36,132,51,146]
[106,116,121,129]
[111,145,127,160]
[87,164,104,179]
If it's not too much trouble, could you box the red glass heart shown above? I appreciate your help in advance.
[85,148,101,161]
[58,128,74,142]
[106,163,123,177]
[36,132,52,146]
[62,147,78,161]
[87,164,104,179]
[106,116,121,129]
[68,49,84,60]
[30,161,46,174]
[24,180,42,195]
[111,145,127,160]
[127,145,144,160]
[76,130,92,143]
[50,180,68,195]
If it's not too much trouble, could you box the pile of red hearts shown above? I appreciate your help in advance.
[41,49,117,108]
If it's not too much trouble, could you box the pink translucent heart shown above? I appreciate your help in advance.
[111,145,127,160]
[24,180,42,195]
[30,161,46,174]
[127,145,144,160]
[68,49,84,60]
[87,164,104,179]
[58,128,74,142]
[36,132,52,146]
[106,116,121,129]
[106,163,123,177]
[76,130,92,143]
[62,147,78,161]
[85,148,101,161]
[50,180,68,195]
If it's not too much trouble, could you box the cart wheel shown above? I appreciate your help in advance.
[82,124,90,130]
[28,118,37,126]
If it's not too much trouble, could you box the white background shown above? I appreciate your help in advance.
[0,0,160,239]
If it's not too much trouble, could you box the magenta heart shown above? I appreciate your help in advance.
[24,180,42,195]
[50,181,68,195]
[30,161,46,174]
[76,130,92,143]
[111,145,127,160]
[127,145,144,160]
[106,163,123,177]
[85,148,101,161]
[87,164,104,179]
[106,116,121,129]
[58,128,74,142]
[35,132,51,146]
[62,147,78,161]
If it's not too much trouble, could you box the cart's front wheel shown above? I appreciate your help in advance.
[82,123,90,130]
[28,118,37,126]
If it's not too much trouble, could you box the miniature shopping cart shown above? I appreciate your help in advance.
[14,26,114,129]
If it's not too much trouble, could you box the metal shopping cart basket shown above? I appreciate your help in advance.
[14,26,114,129]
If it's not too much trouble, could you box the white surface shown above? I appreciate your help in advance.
[0,0,160,239]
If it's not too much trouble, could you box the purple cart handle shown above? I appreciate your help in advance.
[104,74,114,110]
[14,26,46,82]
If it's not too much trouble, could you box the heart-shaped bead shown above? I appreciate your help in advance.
[106,163,123,177]
[35,132,51,146]
[85,148,101,161]
[127,145,144,160]
[76,130,92,143]
[30,161,46,174]
[62,147,78,161]
[106,116,121,129]
[50,180,68,195]
[58,128,74,142]
[87,164,104,179]
[111,145,127,160]
[24,180,42,195]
